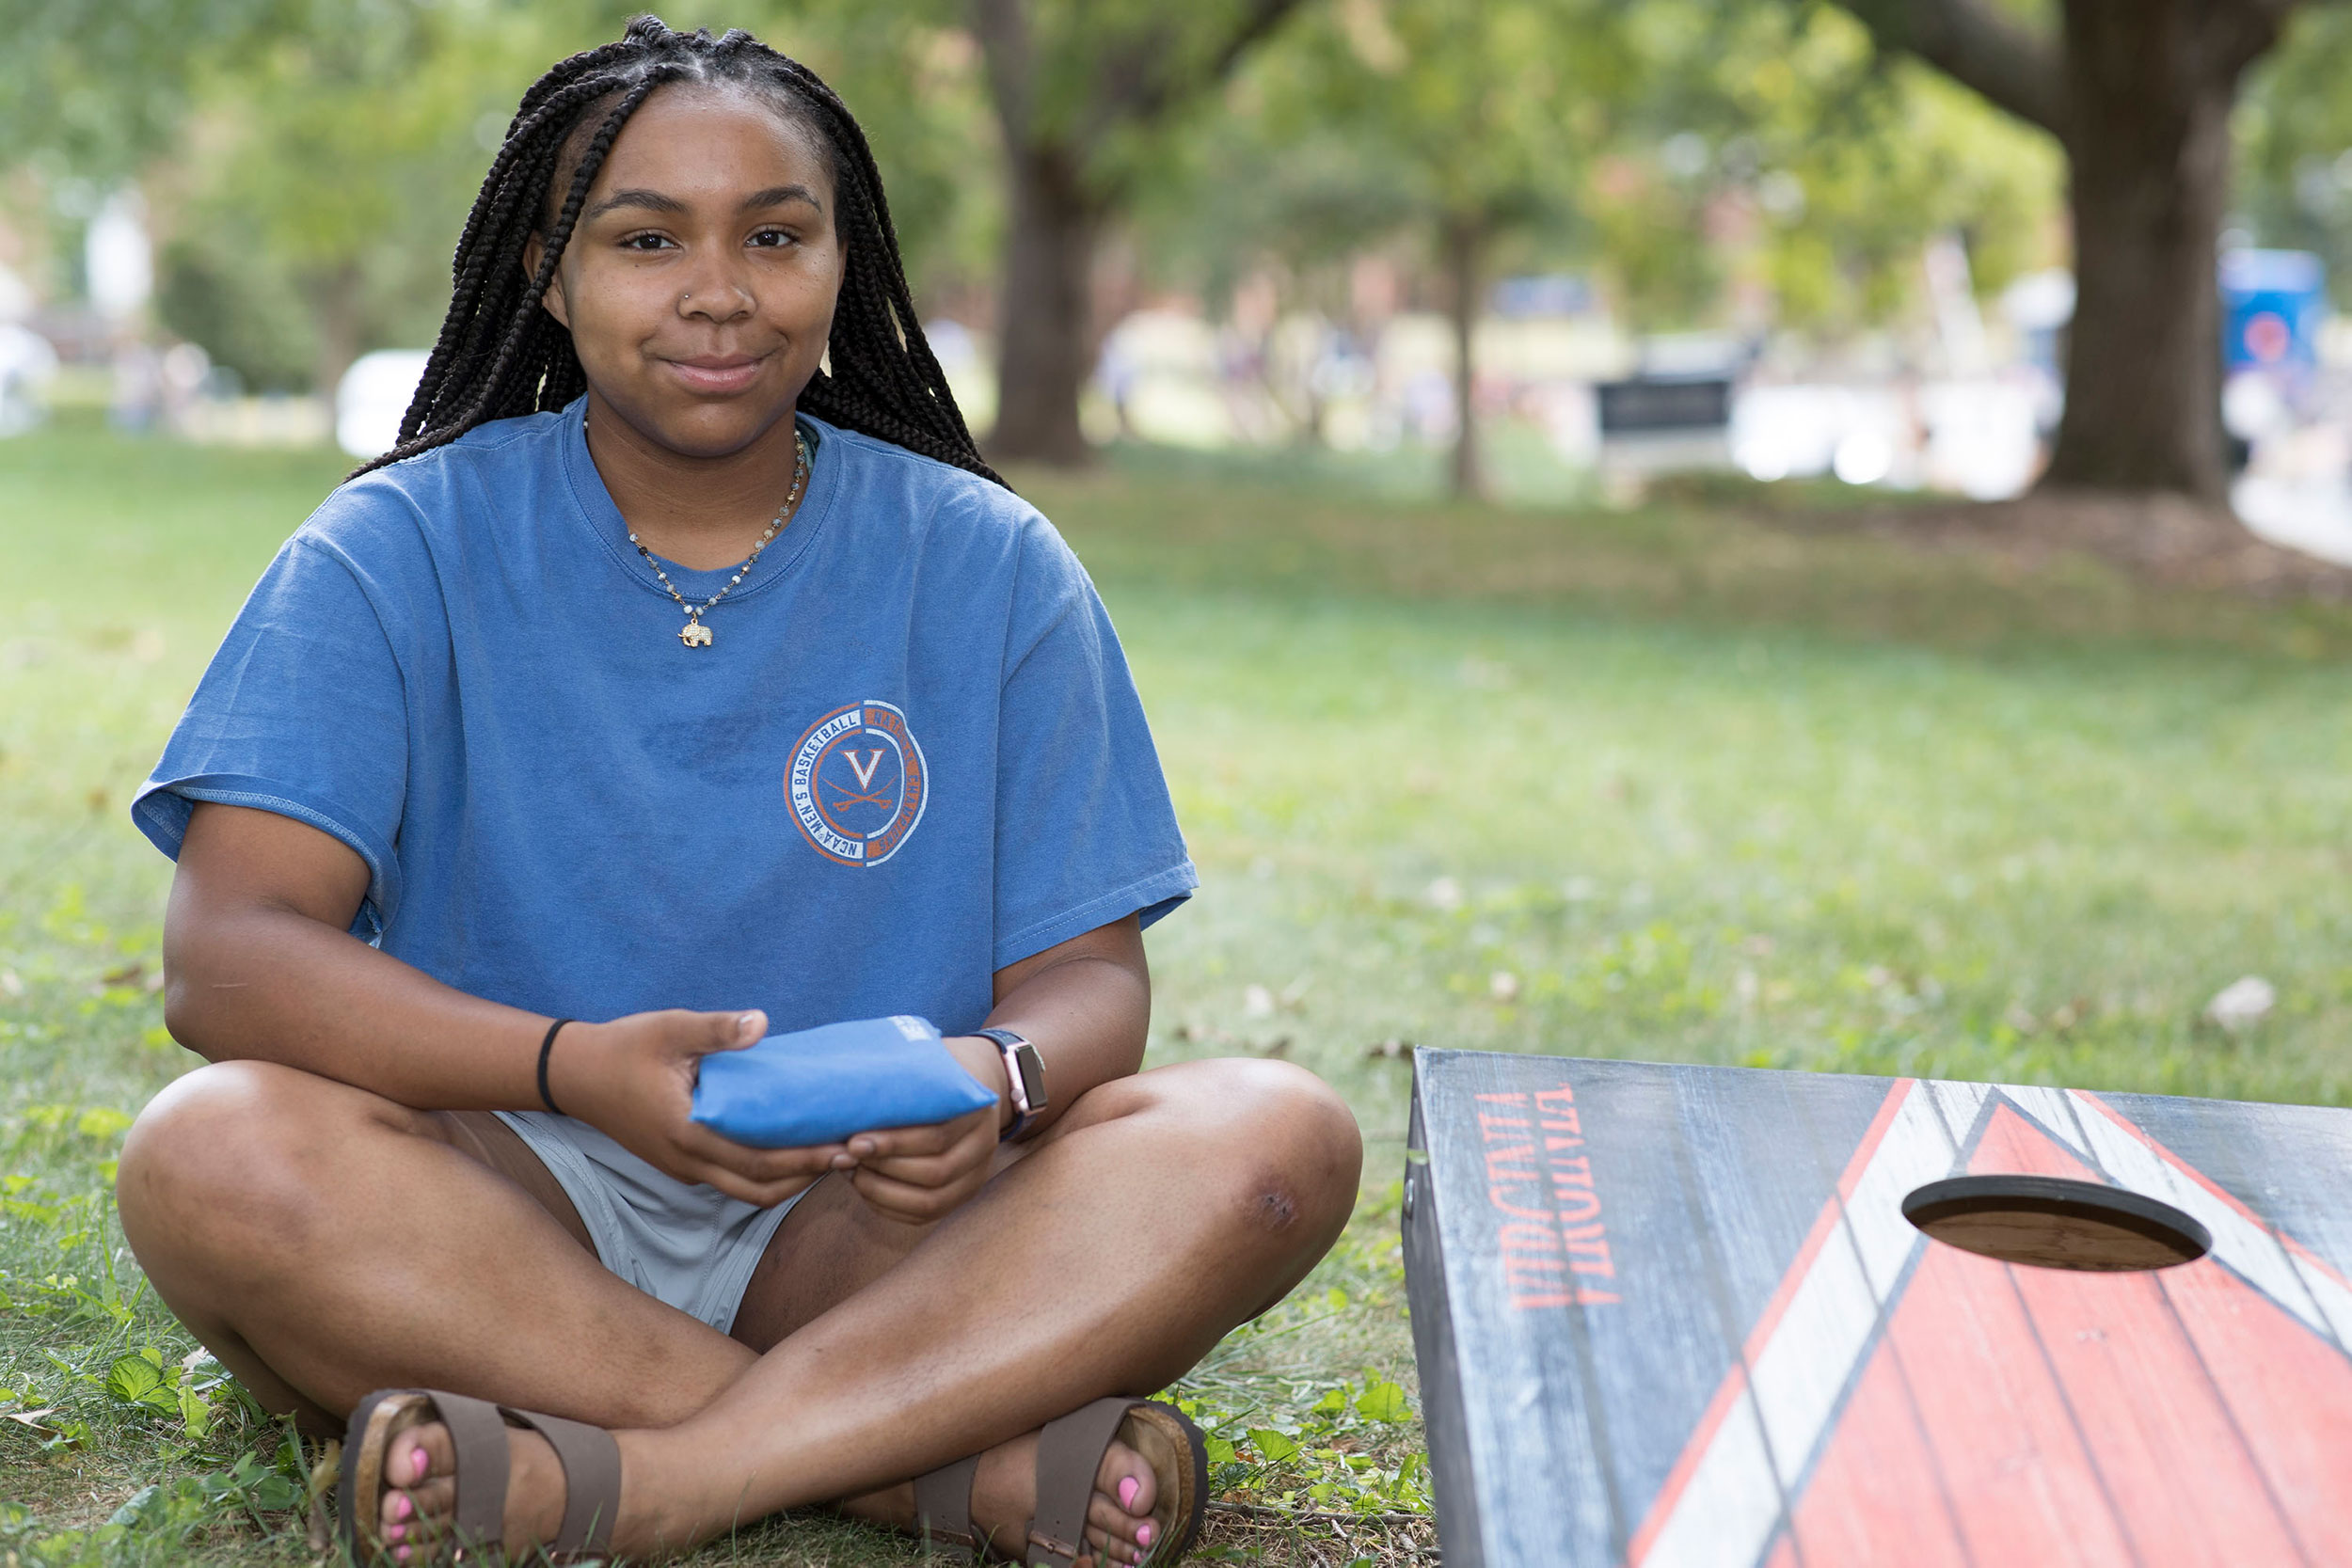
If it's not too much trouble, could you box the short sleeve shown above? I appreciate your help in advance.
[131,533,410,936]
[991,524,1196,970]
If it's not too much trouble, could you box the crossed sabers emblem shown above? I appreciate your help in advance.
[827,747,896,809]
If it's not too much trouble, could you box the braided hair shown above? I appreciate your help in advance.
[357,16,1002,486]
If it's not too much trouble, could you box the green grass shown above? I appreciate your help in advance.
[7,422,2352,1562]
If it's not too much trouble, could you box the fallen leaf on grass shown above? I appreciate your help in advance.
[2205,975,2276,1034]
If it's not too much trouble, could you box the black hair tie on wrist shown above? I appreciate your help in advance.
[538,1019,574,1117]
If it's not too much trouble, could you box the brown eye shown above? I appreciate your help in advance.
[622,233,673,251]
[748,230,795,250]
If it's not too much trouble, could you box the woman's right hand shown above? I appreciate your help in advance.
[552,1007,850,1207]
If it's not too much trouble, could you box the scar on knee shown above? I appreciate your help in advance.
[1250,1184,1300,1231]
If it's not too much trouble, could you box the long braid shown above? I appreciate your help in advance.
[358,16,1004,487]
[459,74,675,430]
[399,80,618,441]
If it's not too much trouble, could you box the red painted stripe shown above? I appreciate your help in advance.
[1780,1320,1972,1568]
[2074,1090,2352,1307]
[1642,1089,2352,1566]
[2163,1253,2352,1552]
[1797,1106,2138,1564]
[1984,1107,2305,1566]
[1628,1079,1917,1563]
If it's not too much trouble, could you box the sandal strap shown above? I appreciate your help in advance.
[428,1390,514,1549]
[336,1388,404,1556]
[503,1406,624,1556]
[1028,1397,1137,1568]
[912,1453,982,1558]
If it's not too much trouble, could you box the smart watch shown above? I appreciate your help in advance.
[974,1027,1047,1142]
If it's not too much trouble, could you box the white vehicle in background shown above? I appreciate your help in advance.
[336,350,432,459]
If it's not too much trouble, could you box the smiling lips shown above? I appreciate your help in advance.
[663,352,771,395]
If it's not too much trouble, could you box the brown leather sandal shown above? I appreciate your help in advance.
[338,1386,624,1564]
[912,1396,1208,1566]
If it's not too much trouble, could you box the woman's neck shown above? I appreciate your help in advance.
[583,390,807,572]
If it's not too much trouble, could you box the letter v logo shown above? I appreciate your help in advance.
[843,749,884,789]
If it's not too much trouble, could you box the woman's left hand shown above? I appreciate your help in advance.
[839,1034,1009,1223]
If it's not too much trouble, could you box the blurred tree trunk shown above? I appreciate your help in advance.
[970,0,1305,466]
[1834,0,2297,508]
[2042,3,2254,502]
[1443,215,1486,499]
[306,261,363,404]
[993,144,1100,465]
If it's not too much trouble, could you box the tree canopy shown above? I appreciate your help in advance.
[8,0,2349,515]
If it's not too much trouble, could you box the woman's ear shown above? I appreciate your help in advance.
[523,232,572,328]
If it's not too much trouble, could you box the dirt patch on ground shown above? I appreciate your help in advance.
[1770,489,2352,600]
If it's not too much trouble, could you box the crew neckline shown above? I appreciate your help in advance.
[559,398,838,604]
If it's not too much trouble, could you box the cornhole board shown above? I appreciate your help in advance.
[1401,1048,2352,1568]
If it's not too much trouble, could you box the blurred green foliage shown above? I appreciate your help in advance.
[3,0,2094,394]
[1129,0,2061,337]
[1654,2,2060,331]
[16,0,2352,394]
[2238,4,2352,304]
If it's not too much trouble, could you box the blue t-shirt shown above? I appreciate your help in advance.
[133,403,1195,1035]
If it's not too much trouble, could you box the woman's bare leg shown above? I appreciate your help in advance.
[726,1056,1357,1559]
[116,1060,759,1436]
[366,1057,1359,1560]
[120,1054,1360,1561]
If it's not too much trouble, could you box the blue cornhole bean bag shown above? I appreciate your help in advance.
[691,1014,998,1148]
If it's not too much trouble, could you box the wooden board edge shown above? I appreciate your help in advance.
[1406,1048,1488,1568]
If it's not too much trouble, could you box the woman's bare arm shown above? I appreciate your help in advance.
[976,914,1151,1134]
[841,917,1152,1221]
[166,800,546,1102]
[164,800,846,1204]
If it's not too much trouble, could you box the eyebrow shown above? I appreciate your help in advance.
[584,188,688,222]
[739,183,823,215]
[583,184,823,222]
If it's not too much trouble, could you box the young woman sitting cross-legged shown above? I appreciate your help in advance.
[116,18,1361,1564]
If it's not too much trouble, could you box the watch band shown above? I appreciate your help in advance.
[974,1027,1045,1142]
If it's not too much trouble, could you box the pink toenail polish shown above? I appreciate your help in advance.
[1119,1476,1138,1510]
[395,1548,410,1563]
[385,1523,405,1544]
[395,1493,414,1521]
[1136,1521,1154,1546]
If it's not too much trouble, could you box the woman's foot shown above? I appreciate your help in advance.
[372,1412,1161,1565]
[842,1424,1164,1565]
[374,1418,606,1560]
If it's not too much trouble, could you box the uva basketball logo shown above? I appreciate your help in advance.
[787,700,929,866]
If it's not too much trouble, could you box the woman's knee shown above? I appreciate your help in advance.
[117,1059,385,1260]
[1167,1058,1363,1239]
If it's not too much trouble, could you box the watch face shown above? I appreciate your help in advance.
[1013,1044,1047,1109]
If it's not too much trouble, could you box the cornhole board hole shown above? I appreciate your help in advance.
[1401,1048,2352,1568]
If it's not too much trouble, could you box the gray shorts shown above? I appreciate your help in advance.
[495,1110,810,1334]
